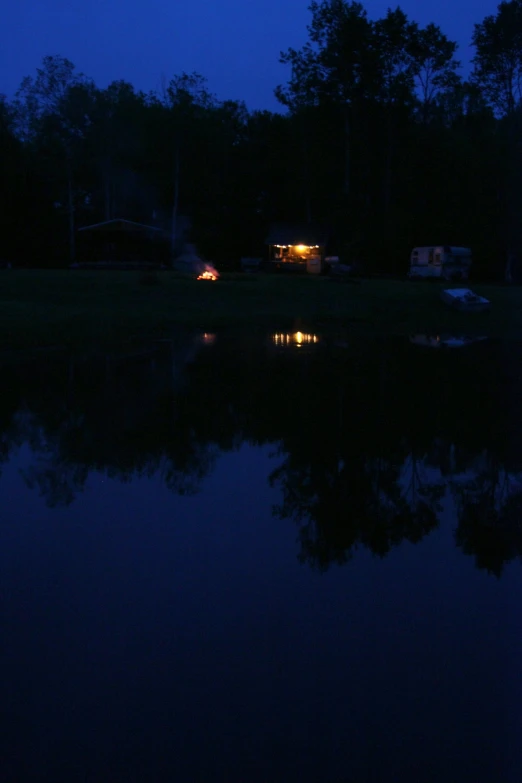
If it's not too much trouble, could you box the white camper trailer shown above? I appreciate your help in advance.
[408,246,472,280]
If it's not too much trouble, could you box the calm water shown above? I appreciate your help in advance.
[1,333,522,782]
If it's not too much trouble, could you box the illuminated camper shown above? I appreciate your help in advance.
[266,224,329,274]
[408,246,472,280]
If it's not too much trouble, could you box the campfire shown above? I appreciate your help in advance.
[197,264,219,281]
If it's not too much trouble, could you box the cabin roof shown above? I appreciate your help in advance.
[265,223,328,246]
[78,219,167,234]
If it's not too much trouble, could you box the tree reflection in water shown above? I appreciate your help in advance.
[1,334,522,575]
[452,463,522,577]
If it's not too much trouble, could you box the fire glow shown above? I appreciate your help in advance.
[197,264,219,281]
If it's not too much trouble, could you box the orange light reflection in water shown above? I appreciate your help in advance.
[272,332,319,347]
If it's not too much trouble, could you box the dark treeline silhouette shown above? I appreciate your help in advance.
[2,1,522,277]
[1,333,522,576]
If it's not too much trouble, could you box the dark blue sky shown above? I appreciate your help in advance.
[2,0,498,110]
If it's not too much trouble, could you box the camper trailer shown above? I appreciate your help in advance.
[408,246,472,280]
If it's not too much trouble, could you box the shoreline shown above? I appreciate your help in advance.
[0,271,517,352]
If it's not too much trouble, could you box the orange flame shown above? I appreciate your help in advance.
[197,264,219,281]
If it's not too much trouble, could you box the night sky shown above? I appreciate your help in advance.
[2,0,499,110]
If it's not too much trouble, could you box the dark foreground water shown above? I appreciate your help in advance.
[1,332,522,782]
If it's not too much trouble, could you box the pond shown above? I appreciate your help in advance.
[1,332,522,782]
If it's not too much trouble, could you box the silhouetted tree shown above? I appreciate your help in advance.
[472,0,522,280]
[13,56,95,262]
[2,3,522,276]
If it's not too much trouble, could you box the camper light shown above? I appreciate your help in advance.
[295,244,308,253]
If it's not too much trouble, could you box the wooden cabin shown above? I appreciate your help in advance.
[265,224,329,274]
[76,219,171,268]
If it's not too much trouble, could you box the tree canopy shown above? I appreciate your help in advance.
[0,3,520,278]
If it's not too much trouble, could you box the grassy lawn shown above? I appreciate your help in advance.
[0,270,519,351]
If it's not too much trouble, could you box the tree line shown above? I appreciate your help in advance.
[1,0,522,278]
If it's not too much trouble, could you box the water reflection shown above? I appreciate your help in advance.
[197,332,217,345]
[410,333,488,349]
[1,334,522,576]
[272,331,319,347]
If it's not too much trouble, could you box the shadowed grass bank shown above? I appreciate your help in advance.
[0,271,519,351]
